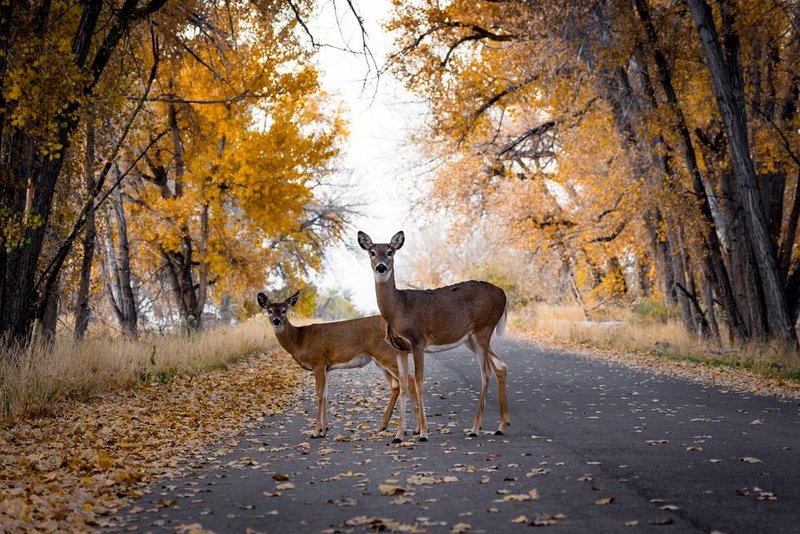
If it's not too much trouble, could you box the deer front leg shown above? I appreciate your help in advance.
[411,346,428,442]
[392,353,410,443]
[312,367,327,438]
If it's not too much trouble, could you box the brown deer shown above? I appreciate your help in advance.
[257,291,418,439]
[357,230,509,442]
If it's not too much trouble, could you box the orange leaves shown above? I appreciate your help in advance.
[0,349,304,531]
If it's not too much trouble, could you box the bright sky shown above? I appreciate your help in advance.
[307,0,430,313]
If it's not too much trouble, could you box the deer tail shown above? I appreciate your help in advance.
[495,304,508,337]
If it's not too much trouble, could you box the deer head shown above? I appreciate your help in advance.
[357,230,405,283]
[257,291,300,330]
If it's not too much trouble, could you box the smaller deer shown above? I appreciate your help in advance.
[257,291,417,438]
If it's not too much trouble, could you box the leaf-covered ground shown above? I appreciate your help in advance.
[108,336,800,533]
[0,349,304,532]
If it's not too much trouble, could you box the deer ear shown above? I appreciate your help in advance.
[287,291,300,308]
[357,231,373,250]
[257,292,270,309]
[390,231,405,250]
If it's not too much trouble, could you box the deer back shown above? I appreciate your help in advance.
[389,281,506,346]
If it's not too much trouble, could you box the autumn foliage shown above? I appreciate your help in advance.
[388,0,800,350]
[0,0,349,344]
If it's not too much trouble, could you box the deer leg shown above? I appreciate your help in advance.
[392,353,410,443]
[378,370,399,432]
[408,372,421,435]
[312,367,327,438]
[487,347,510,434]
[322,374,330,432]
[411,346,428,442]
[467,336,491,437]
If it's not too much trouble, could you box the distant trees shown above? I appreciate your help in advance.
[389,0,800,349]
[0,0,353,347]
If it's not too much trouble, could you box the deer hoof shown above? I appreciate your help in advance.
[494,429,504,436]
[418,435,428,443]
[311,433,322,439]
[391,437,403,444]
[467,431,478,438]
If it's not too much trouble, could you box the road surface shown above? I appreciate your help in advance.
[110,336,800,533]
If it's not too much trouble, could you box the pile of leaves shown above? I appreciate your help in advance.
[0,349,304,531]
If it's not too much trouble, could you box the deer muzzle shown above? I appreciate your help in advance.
[376,263,387,274]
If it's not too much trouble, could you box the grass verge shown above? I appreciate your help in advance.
[0,319,276,425]
[0,321,305,531]
[511,303,800,397]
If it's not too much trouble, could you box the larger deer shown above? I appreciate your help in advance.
[357,230,509,442]
[257,291,418,439]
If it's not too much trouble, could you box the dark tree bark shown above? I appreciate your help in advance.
[0,0,168,348]
[634,0,748,342]
[74,119,96,342]
[687,0,797,345]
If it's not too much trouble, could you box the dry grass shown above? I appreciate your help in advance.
[515,303,695,351]
[511,303,800,383]
[0,318,276,424]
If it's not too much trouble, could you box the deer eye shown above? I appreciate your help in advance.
[369,250,376,257]
[387,250,394,257]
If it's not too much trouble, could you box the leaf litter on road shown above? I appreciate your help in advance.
[0,349,304,531]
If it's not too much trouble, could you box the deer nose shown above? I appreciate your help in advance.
[272,318,282,326]
[376,263,387,274]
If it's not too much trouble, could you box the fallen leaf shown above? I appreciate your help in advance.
[512,515,528,523]
[379,484,409,495]
[526,468,549,478]
[272,473,289,481]
[650,517,674,526]
[451,522,471,533]
[595,497,615,505]
[738,457,762,463]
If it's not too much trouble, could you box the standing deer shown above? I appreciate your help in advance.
[357,230,509,442]
[257,291,418,438]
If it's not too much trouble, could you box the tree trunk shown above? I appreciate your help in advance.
[74,119,96,342]
[633,0,748,342]
[0,0,167,348]
[99,179,138,338]
[687,0,797,345]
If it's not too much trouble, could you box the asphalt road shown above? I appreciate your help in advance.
[111,336,800,533]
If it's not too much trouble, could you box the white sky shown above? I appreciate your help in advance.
[307,0,431,313]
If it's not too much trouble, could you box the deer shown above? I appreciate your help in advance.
[357,230,509,443]
[257,291,418,439]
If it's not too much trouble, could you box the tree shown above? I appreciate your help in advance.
[387,0,800,350]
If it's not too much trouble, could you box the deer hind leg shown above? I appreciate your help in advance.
[486,343,510,434]
[312,367,327,438]
[411,346,429,442]
[392,353,411,443]
[378,370,399,432]
[466,336,491,437]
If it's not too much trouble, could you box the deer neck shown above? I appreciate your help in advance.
[374,270,404,324]
[273,320,301,354]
